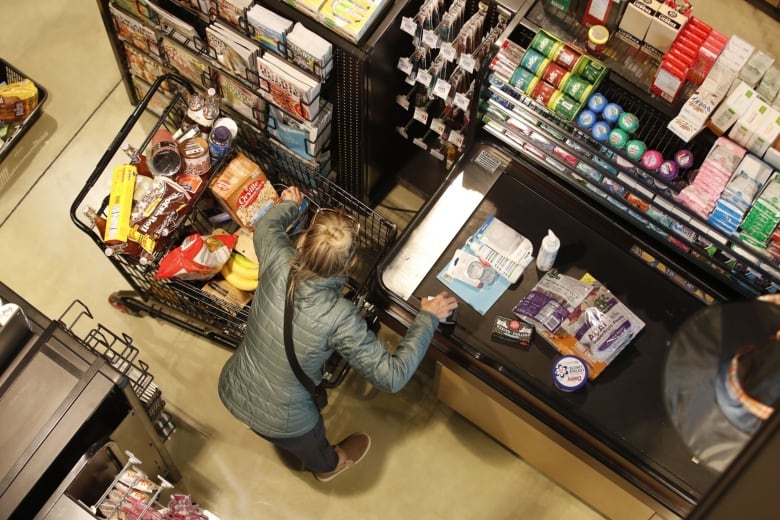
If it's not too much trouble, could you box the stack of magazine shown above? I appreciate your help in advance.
[205,22,260,82]
[267,103,332,161]
[246,5,293,56]
[256,52,322,121]
[216,0,253,27]
[281,0,392,44]
[513,270,646,380]
[286,22,333,80]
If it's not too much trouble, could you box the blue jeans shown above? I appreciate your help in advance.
[254,415,339,473]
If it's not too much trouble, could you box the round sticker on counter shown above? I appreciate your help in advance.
[552,356,588,392]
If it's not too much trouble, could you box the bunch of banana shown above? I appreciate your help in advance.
[221,252,260,292]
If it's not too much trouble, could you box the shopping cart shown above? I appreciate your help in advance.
[70,73,397,385]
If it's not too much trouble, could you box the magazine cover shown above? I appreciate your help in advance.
[318,0,389,44]
[266,103,332,159]
[217,71,265,125]
[256,55,321,120]
[125,44,167,86]
[513,270,645,380]
[281,0,327,18]
[110,4,160,56]
[132,77,173,116]
[147,1,199,41]
[285,22,333,80]
[206,23,259,81]
[216,0,253,28]
[161,36,211,87]
[246,5,293,56]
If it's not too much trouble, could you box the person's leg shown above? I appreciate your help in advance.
[255,416,338,474]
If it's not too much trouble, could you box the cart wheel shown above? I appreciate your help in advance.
[108,292,143,317]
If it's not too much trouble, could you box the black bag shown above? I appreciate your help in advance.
[284,272,328,410]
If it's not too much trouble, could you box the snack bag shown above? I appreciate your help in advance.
[155,233,238,280]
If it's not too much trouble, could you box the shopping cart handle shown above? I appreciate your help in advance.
[69,73,194,237]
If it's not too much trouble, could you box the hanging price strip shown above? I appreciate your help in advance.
[400,17,417,36]
[397,57,413,75]
[422,29,439,48]
[458,53,476,73]
[440,43,456,62]
[454,92,470,111]
[413,106,429,124]
[432,78,451,100]
[430,118,446,135]
[416,69,432,88]
[448,130,465,148]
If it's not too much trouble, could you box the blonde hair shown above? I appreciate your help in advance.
[290,209,357,284]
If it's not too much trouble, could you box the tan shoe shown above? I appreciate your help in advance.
[314,433,371,482]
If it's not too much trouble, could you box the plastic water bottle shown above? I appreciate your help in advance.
[536,230,560,272]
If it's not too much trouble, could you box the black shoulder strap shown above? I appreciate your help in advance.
[284,271,318,397]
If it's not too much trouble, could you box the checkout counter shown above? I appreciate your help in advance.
[376,139,776,519]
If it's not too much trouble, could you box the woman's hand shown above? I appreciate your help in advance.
[421,292,458,321]
[281,186,304,206]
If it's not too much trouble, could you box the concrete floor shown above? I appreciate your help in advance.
[0,0,777,518]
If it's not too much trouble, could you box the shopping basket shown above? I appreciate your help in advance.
[69,74,398,382]
[0,57,48,164]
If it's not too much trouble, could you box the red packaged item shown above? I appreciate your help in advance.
[155,233,238,280]
[651,55,689,103]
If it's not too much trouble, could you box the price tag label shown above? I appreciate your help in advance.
[416,69,432,88]
[396,95,410,110]
[448,130,465,148]
[454,92,470,111]
[430,118,446,135]
[405,73,417,86]
[433,78,451,100]
[397,57,413,75]
[440,43,456,62]
[400,17,417,36]
[459,54,476,73]
[422,29,439,48]
[414,106,429,124]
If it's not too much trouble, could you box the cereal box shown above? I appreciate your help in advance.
[209,153,279,229]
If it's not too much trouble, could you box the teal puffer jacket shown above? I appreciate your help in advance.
[218,200,440,438]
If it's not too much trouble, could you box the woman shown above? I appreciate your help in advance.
[218,186,458,482]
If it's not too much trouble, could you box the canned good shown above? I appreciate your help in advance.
[602,103,623,124]
[150,128,181,177]
[608,128,629,149]
[530,80,558,106]
[510,67,538,91]
[586,92,607,114]
[576,57,607,83]
[625,140,647,161]
[179,136,211,176]
[658,160,679,180]
[675,149,695,169]
[520,49,550,75]
[641,150,664,172]
[551,93,581,120]
[562,76,593,102]
[523,77,540,96]
[587,25,609,54]
[554,45,582,71]
[540,62,571,88]
[592,121,611,142]
[576,109,597,129]
[617,112,639,134]
[530,31,563,58]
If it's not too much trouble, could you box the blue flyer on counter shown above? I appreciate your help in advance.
[436,243,511,315]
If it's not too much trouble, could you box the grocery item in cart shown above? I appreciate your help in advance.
[155,232,238,280]
[209,153,279,229]
[0,79,38,122]
[128,176,193,260]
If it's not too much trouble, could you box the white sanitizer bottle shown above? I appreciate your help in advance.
[536,229,560,272]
